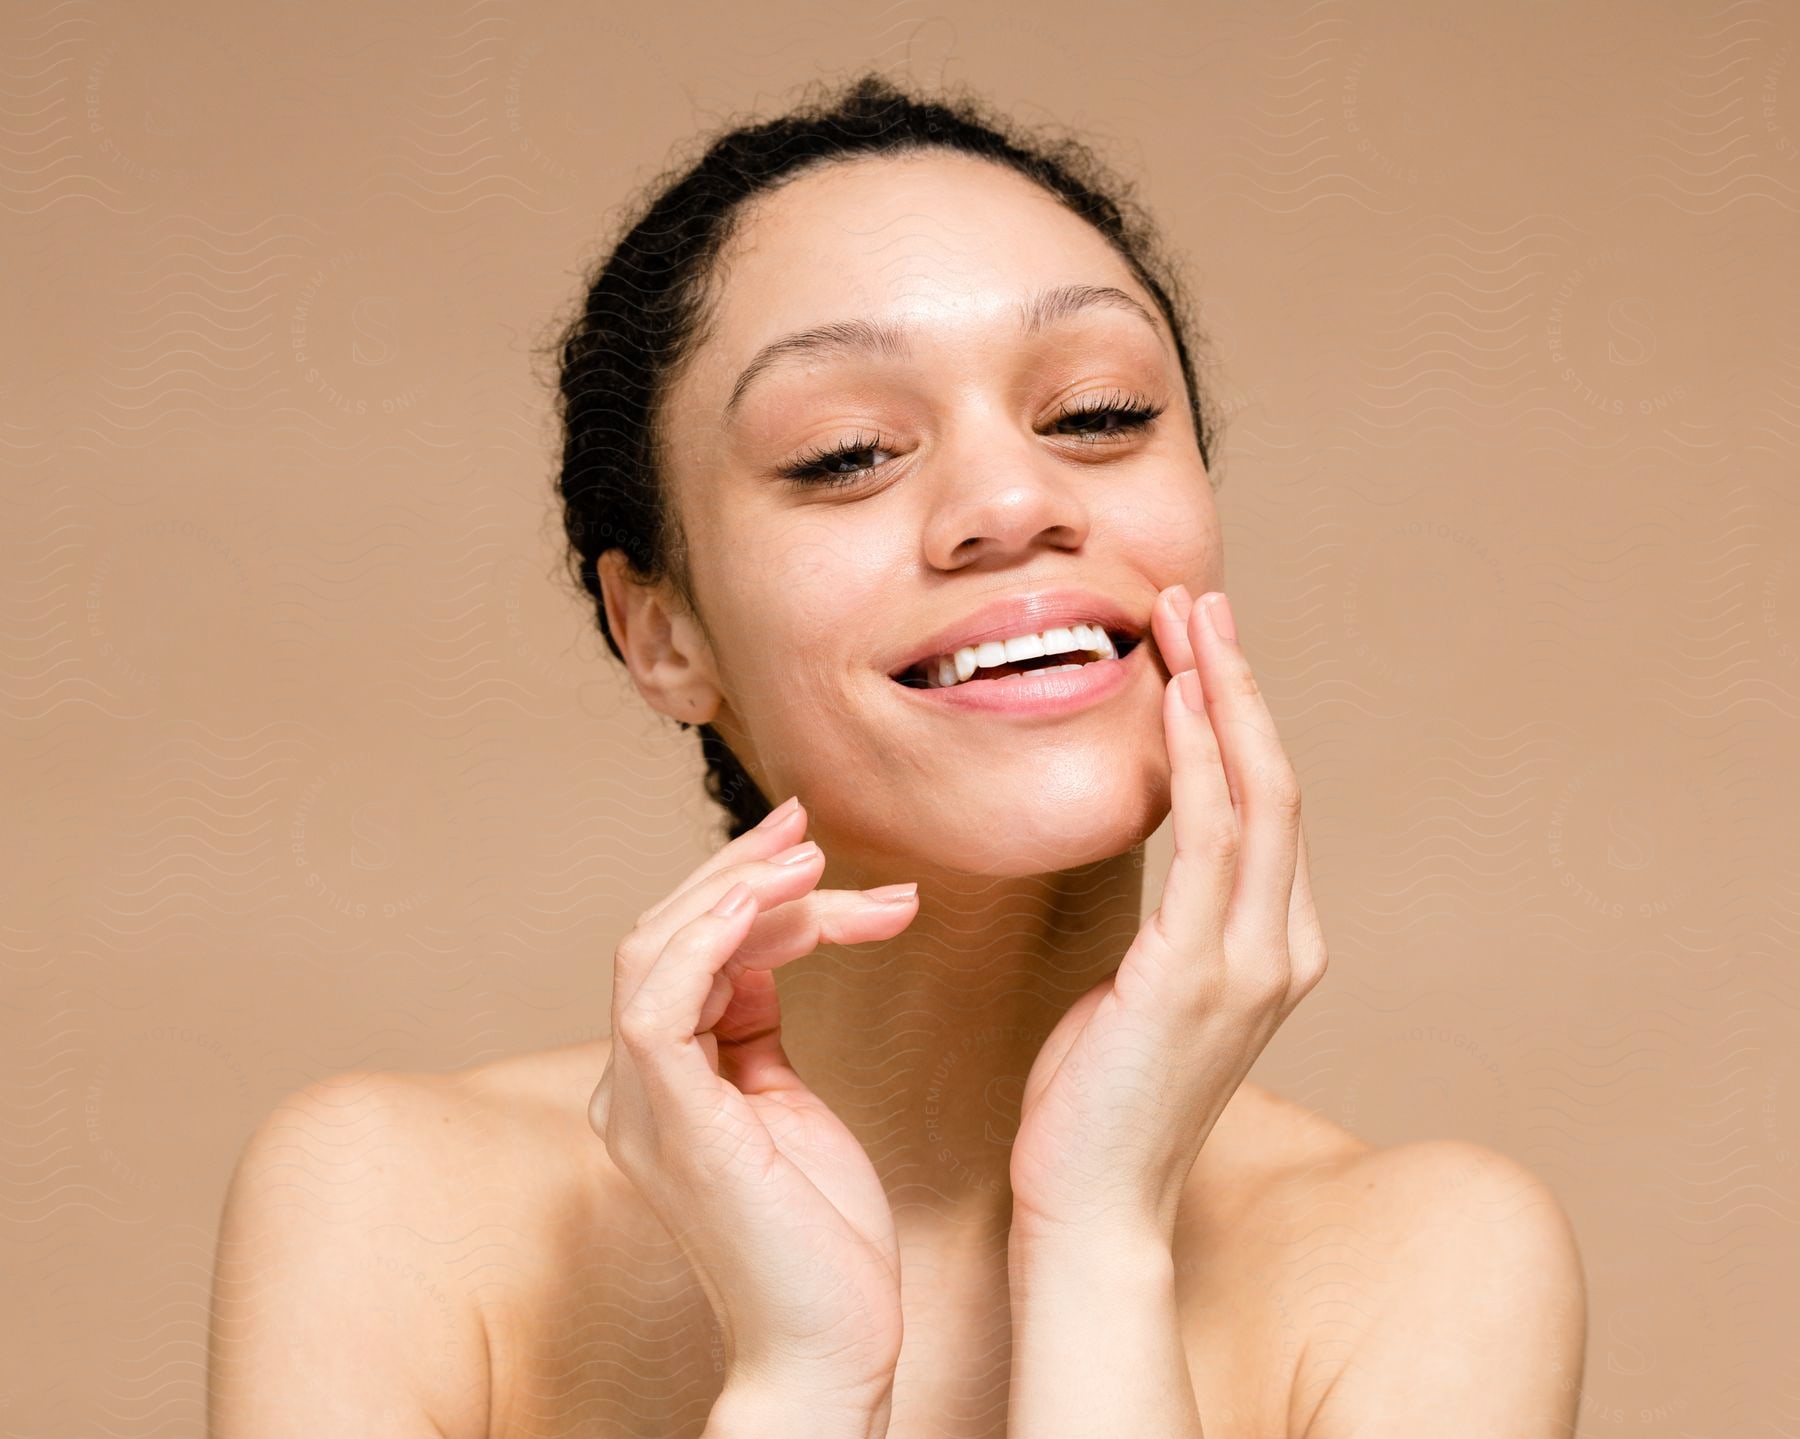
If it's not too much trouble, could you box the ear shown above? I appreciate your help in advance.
[596,550,722,727]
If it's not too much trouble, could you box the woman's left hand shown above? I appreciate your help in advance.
[1009,585,1330,1244]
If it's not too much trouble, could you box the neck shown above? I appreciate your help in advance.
[773,845,1147,1249]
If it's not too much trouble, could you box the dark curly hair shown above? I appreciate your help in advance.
[548,69,1220,843]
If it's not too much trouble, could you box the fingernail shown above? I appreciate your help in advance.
[773,841,821,865]
[1177,669,1205,712]
[759,796,801,829]
[1204,592,1236,645]
[866,882,918,904]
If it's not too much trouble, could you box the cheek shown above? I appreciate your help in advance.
[762,512,911,653]
[1112,479,1215,571]
[762,526,866,611]
[714,547,879,708]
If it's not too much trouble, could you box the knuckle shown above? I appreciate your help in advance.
[600,1119,652,1175]
[1178,958,1232,1013]
[1231,962,1289,1010]
[612,1005,663,1055]
[1295,944,1330,994]
[1262,763,1302,817]
[1201,822,1241,865]
[729,856,777,885]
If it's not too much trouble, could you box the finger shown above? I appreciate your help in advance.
[1188,592,1300,958]
[630,877,922,1094]
[1154,583,1240,829]
[1149,583,1198,678]
[707,888,921,1096]
[616,881,765,1107]
[635,794,808,931]
[629,864,918,1050]
[1152,665,1237,961]
[616,844,913,1011]
[614,838,825,1008]
[708,966,797,1096]
[725,883,921,973]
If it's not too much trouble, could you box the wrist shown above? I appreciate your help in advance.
[709,1369,892,1439]
[1007,1185,1184,1254]
[1009,1217,1176,1296]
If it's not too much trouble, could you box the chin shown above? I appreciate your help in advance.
[915,800,1158,880]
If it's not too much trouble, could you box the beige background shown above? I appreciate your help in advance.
[3,0,1797,1431]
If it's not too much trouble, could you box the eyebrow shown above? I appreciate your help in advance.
[723,282,1167,421]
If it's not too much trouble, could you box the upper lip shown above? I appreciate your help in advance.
[885,587,1148,680]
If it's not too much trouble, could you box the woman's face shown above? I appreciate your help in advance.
[652,150,1220,877]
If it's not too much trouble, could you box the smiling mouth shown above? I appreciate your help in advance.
[891,629,1144,689]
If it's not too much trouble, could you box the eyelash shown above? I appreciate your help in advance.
[777,389,1167,490]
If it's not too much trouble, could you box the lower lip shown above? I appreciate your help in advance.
[889,642,1143,717]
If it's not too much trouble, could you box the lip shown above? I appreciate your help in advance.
[892,632,1147,717]
[883,587,1148,682]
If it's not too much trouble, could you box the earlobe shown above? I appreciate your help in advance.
[596,550,723,726]
[660,620,724,727]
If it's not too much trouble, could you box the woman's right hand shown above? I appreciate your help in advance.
[588,795,919,1414]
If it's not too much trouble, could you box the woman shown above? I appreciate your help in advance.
[208,72,1586,1438]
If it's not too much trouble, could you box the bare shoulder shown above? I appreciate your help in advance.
[1253,1113,1589,1437]
[212,1065,505,1438]
[396,1036,634,1256]
[1200,1082,1585,1271]
[213,1040,626,1437]
[1174,1085,1585,1435]
[1181,1079,1375,1238]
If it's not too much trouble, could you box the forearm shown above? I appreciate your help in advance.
[1007,1224,1206,1439]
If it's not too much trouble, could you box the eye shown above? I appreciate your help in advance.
[778,429,895,489]
[1051,388,1165,444]
[775,389,1165,492]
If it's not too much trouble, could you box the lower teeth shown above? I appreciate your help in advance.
[918,652,1124,689]
[999,663,1086,681]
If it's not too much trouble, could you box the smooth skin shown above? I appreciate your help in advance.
[589,797,918,1418]
[1009,585,1328,1246]
[588,576,1333,1435]
[587,579,1583,1437]
[208,148,1587,1438]
[1005,583,1327,1437]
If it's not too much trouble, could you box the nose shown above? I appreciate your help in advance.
[921,424,1092,570]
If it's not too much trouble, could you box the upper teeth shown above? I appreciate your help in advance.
[918,623,1120,689]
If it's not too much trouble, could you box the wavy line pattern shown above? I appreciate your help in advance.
[1631,1,1800,213]
[4,0,1796,1434]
